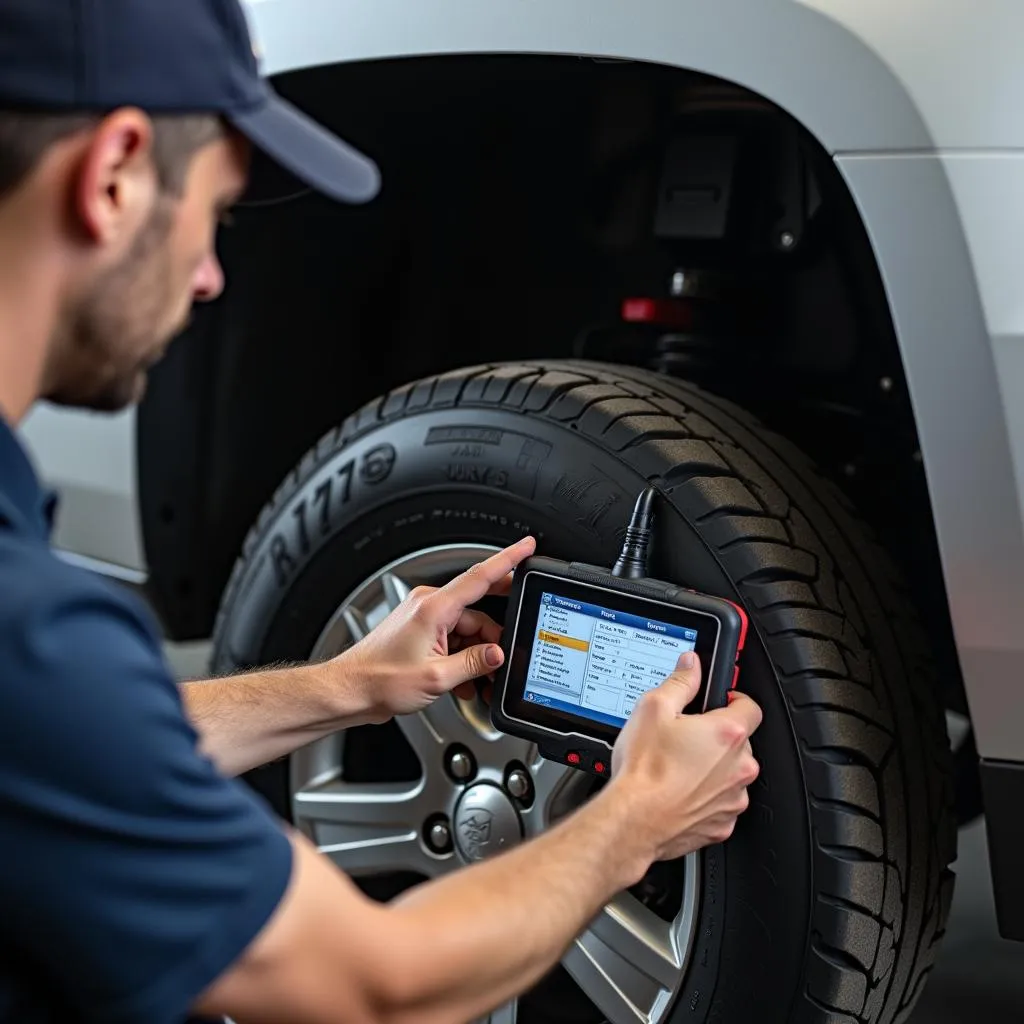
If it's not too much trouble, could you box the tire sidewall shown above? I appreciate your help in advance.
[214,406,811,1024]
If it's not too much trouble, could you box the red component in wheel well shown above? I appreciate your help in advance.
[621,297,693,328]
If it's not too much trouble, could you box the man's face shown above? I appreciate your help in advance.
[47,126,249,412]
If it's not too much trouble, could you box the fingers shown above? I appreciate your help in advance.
[452,676,497,704]
[440,643,505,690]
[439,537,536,611]
[486,572,517,598]
[653,651,703,710]
[451,608,503,646]
[709,690,763,737]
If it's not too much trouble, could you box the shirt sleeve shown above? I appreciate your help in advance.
[0,559,294,1024]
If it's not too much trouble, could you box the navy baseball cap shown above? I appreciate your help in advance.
[0,0,381,204]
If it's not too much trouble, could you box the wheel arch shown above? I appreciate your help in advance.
[245,0,938,154]
[238,0,1024,768]
[140,2,1021,755]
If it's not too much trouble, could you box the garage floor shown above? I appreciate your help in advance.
[167,642,1022,1021]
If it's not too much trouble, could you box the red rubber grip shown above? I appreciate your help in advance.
[724,599,749,691]
[725,598,750,652]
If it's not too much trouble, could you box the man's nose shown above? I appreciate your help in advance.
[192,253,225,302]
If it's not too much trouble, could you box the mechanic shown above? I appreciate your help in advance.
[0,2,763,1023]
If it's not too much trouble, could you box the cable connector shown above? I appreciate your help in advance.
[611,486,658,579]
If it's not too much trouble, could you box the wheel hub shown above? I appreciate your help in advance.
[454,783,524,863]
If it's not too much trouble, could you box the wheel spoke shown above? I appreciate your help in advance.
[293,780,433,876]
[397,694,482,762]
[473,999,517,1024]
[563,893,681,1021]
[381,571,412,610]
[454,692,538,763]
[342,606,370,642]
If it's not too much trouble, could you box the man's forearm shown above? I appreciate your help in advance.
[193,779,650,1024]
[181,661,377,776]
[380,780,646,1024]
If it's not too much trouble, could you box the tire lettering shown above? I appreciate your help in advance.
[551,471,621,532]
[292,499,310,556]
[270,534,296,587]
[268,444,397,590]
[430,508,509,526]
[446,463,483,483]
[425,426,503,446]
[313,478,332,536]
[361,444,396,484]
[337,458,354,504]
[444,464,510,487]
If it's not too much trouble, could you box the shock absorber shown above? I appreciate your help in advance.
[620,268,743,391]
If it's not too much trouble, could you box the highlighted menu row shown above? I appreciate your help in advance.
[524,590,698,725]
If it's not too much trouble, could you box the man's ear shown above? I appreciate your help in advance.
[73,108,157,245]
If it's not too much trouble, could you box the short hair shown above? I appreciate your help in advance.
[0,110,223,201]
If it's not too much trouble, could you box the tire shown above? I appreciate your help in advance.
[212,359,956,1024]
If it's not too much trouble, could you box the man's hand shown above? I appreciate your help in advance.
[194,631,765,1024]
[338,536,537,720]
[181,537,535,776]
[608,651,762,869]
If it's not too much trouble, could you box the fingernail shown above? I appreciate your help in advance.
[485,645,503,667]
[679,651,695,670]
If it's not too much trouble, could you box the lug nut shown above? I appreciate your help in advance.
[427,820,451,852]
[506,769,532,800]
[448,750,475,781]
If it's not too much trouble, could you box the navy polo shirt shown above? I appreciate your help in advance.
[0,416,293,1023]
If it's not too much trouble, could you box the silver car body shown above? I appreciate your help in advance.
[19,0,1024,773]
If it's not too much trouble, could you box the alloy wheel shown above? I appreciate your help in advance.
[291,544,700,1024]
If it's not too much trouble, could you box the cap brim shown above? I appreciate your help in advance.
[231,92,381,205]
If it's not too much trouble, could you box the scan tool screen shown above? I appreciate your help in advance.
[522,592,697,728]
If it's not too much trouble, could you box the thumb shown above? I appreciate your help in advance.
[442,643,505,690]
[655,651,703,710]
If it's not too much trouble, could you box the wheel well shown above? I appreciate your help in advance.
[137,53,964,707]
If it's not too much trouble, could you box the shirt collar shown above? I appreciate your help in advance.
[0,413,57,539]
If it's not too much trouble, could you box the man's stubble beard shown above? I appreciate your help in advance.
[46,197,182,413]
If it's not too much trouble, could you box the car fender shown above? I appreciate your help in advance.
[24,0,1024,767]
[245,0,1024,152]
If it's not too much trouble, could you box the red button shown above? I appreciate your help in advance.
[567,752,581,766]
[593,761,607,775]
[732,665,740,690]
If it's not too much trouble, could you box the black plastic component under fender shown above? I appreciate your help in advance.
[980,758,1024,942]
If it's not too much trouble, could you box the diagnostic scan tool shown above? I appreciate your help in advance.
[491,488,749,776]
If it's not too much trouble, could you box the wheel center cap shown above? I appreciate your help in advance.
[453,783,523,863]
